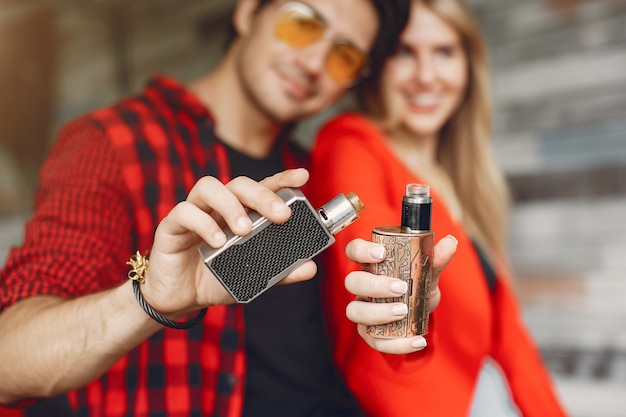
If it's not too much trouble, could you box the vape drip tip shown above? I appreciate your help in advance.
[401,183,432,232]
[346,192,365,214]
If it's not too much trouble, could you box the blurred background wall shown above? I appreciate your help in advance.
[0,0,624,416]
[471,1,626,415]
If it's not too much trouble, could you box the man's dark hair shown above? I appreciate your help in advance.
[352,0,412,113]
[363,0,410,82]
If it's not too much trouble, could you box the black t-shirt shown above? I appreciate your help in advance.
[221,141,363,417]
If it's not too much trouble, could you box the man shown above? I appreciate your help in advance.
[0,0,455,415]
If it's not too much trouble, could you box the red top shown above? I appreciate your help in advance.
[0,76,305,416]
[309,113,568,417]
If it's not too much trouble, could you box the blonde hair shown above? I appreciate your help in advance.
[357,0,511,257]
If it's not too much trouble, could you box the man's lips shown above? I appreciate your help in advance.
[276,63,315,100]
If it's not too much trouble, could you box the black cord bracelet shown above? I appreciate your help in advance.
[132,279,207,330]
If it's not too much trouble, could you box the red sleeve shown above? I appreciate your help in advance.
[491,267,568,417]
[0,118,134,311]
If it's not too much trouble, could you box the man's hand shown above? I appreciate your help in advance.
[142,168,315,315]
[343,235,458,354]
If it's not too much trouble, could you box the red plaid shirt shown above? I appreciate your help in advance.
[0,76,307,416]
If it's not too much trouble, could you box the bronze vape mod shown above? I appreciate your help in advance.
[366,184,434,338]
[199,188,364,303]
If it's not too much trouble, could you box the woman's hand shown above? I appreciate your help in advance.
[343,235,458,354]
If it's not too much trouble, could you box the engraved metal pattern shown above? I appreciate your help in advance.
[210,201,331,302]
[367,229,433,338]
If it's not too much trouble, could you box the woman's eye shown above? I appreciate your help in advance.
[435,46,456,58]
[393,45,413,58]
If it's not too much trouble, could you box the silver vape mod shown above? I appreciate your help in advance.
[199,188,364,303]
[366,184,434,338]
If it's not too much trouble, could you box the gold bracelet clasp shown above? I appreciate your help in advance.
[127,250,149,284]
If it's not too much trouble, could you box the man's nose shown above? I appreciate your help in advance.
[294,39,331,78]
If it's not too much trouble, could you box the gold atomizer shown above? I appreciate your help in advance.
[366,183,434,338]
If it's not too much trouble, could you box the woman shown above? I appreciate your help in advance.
[309,0,568,415]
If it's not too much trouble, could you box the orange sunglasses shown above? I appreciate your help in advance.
[274,2,369,86]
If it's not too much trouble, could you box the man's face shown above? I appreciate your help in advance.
[235,0,379,123]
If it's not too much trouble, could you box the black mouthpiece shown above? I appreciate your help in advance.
[401,184,432,231]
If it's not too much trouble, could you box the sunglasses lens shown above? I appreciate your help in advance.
[275,3,367,86]
[275,8,325,47]
[327,43,366,85]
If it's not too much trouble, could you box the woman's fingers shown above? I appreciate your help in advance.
[432,234,458,280]
[344,270,407,298]
[345,238,386,264]
[428,235,458,312]
[346,298,408,326]
[357,325,428,354]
